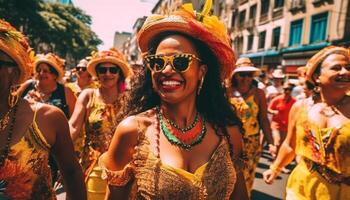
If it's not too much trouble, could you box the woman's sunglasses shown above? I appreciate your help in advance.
[96,66,120,74]
[237,72,254,78]
[144,53,202,73]
[76,67,87,72]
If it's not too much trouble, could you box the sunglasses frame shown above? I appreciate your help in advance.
[144,53,202,73]
[76,66,87,72]
[96,66,121,74]
[237,72,254,78]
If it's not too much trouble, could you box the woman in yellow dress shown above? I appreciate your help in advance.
[228,57,276,194]
[69,48,133,199]
[99,0,249,199]
[263,46,350,200]
[0,19,86,200]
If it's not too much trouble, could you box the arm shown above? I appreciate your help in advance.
[256,89,277,155]
[102,116,140,199]
[64,85,77,117]
[45,106,87,199]
[69,89,91,141]
[226,126,249,200]
[268,97,278,115]
[263,100,303,184]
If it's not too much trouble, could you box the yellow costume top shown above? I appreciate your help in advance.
[0,105,55,200]
[229,94,259,137]
[82,89,119,170]
[100,124,243,200]
[286,101,350,200]
[295,105,350,175]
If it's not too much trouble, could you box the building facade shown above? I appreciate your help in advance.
[226,0,350,75]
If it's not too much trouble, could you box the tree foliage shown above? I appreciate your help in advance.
[0,0,102,67]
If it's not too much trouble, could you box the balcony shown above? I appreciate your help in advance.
[259,13,269,24]
[312,0,333,7]
[272,7,283,19]
[245,19,255,32]
[289,0,305,13]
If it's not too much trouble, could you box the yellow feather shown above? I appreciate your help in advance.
[201,0,213,16]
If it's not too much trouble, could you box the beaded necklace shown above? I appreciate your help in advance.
[0,104,18,167]
[156,106,206,151]
[0,108,13,131]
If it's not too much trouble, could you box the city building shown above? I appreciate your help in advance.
[226,0,350,75]
[113,31,131,51]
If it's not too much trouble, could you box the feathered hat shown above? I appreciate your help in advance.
[137,0,235,80]
[0,19,34,84]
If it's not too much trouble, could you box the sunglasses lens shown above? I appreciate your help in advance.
[109,67,120,74]
[96,67,107,74]
[149,57,165,71]
[238,73,253,78]
[76,67,86,72]
[173,56,190,72]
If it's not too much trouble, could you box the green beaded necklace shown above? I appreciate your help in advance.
[156,106,206,151]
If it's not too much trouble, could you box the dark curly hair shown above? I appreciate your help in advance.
[122,31,242,155]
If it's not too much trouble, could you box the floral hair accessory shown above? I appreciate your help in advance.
[87,48,133,78]
[137,0,235,81]
[0,19,34,84]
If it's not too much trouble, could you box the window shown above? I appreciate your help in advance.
[272,27,281,48]
[261,0,270,16]
[274,0,284,8]
[258,31,266,49]
[289,19,303,46]
[310,12,328,43]
[249,4,257,19]
[231,13,236,28]
[247,34,254,50]
[239,10,246,26]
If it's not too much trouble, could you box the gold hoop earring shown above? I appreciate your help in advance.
[8,85,20,108]
[197,77,205,95]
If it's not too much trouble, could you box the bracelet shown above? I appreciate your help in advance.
[269,163,282,174]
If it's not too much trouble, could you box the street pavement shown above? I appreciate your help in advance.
[251,146,295,200]
[57,145,295,200]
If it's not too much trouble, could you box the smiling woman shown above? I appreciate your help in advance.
[263,46,350,200]
[99,0,249,199]
[68,48,133,200]
[0,19,86,200]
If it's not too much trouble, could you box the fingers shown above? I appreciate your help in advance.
[262,170,275,184]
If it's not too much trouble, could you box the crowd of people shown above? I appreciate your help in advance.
[0,0,350,199]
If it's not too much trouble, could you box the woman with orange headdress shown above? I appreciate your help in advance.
[99,0,248,199]
[263,46,350,199]
[69,48,133,199]
[21,53,76,118]
[0,19,86,199]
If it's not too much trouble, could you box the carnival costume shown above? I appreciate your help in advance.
[0,19,56,199]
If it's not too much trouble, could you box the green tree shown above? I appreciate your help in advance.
[0,0,102,67]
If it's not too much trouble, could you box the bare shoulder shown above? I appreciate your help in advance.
[256,87,266,97]
[116,109,155,140]
[31,102,67,122]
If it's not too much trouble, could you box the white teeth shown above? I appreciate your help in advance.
[162,80,181,86]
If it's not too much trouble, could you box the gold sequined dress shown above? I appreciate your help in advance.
[99,122,242,199]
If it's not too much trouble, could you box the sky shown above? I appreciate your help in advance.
[74,0,157,50]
